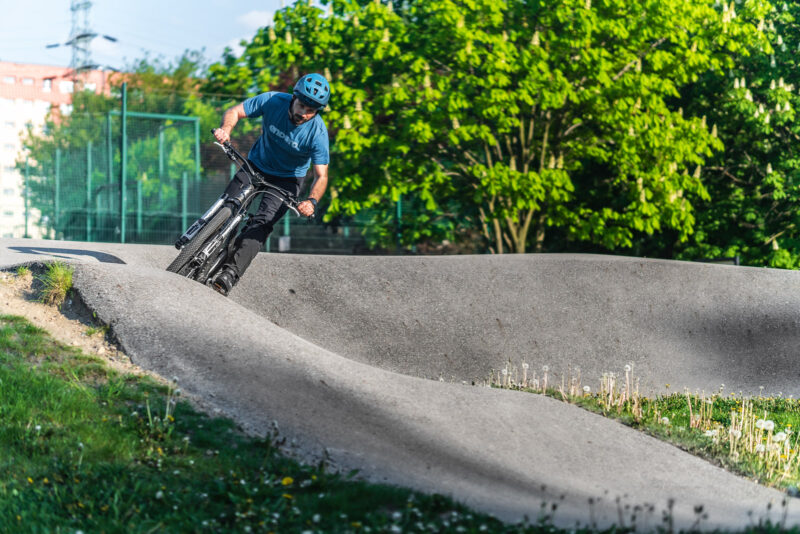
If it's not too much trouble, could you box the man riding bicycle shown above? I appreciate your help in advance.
[210,72,331,296]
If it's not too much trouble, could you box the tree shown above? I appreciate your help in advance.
[673,2,800,268]
[209,0,770,253]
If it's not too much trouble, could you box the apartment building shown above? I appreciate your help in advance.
[0,61,108,238]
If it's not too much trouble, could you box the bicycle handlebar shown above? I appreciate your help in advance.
[211,128,310,218]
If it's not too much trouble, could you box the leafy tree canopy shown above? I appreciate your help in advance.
[208,0,771,253]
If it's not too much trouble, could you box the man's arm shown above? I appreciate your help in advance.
[298,164,329,217]
[213,102,247,144]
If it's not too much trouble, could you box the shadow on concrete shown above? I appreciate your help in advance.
[8,247,126,265]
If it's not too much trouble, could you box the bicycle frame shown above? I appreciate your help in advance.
[174,139,302,252]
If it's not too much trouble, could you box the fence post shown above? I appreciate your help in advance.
[120,82,127,243]
[24,157,29,238]
[137,175,143,238]
[86,141,92,241]
[106,112,113,214]
[182,171,188,231]
[158,129,164,179]
[55,148,61,239]
[194,118,201,183]
[396,194,402,253]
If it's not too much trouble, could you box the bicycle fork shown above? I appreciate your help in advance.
[174,196,227,250]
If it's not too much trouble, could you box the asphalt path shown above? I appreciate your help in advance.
[2,237,800,530]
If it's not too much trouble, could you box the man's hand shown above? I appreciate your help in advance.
[213,128,231,144]
[298,200,316,217]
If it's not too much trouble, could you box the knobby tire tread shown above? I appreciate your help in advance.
[166,206,232,276]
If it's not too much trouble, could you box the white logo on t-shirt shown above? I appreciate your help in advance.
[269,124,299,150]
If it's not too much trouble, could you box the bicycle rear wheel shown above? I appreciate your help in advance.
[167,206,232,276]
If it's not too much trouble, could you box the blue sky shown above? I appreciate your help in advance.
[0,0,286,69]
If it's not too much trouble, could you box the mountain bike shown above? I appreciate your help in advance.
[166,131,308,286]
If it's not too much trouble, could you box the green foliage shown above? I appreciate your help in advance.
[209,0,770,253]
[674,1,800,268]
[35,262,74,307]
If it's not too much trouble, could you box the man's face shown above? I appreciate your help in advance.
[290,98,319,125]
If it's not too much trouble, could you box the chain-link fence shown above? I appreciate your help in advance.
[18,87,376,254]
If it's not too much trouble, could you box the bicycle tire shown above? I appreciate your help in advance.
[166,206,232,276]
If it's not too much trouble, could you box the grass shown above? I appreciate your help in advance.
[1,313,573,534]
[495,362,800,496]
[2,319,797,534]
[35,261,74,306]
[3,262,798,532]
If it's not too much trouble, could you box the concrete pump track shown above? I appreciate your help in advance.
[3,237,800,531]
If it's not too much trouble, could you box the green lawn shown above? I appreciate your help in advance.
[2,310,799,533]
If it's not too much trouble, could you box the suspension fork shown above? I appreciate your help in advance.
[197,183,259,263]
[174,196,227,250]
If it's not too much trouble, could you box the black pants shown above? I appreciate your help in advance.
[222,165,304,281]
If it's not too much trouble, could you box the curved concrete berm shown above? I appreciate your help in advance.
[2,237,800,531]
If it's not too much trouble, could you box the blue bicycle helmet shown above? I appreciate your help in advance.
[293,73,330,109]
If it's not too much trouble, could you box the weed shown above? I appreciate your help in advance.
[15,266,31,278]
[36,261,74,306]
[497,363,800,494]
[84,325,108,337]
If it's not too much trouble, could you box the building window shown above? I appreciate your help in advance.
[4,166,16,174]
[59,80,74,94]
[4,144,14,151]
[4,121,14,129]
[43,79,52,92]
[3,188,14,196]
[22,77,34,86]
[3,211,13,217]
[2,76,15,84]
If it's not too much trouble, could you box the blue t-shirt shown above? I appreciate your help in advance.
[243,92,330,179]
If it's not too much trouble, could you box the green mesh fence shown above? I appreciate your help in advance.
[20,100,376,254]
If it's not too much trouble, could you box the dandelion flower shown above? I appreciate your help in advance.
[624,364,632,372]
[661,417,670,425]
[155,490,164,499]
[704,429,718,437]
[765,420,776,432]
[756,419,766,429]
[775,432,788,442]
[282,477,294,486]
[730,429,742,439]
[756,444,766,453]
[583,386,591,394]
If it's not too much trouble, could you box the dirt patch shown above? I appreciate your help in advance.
[0,266,155,379]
